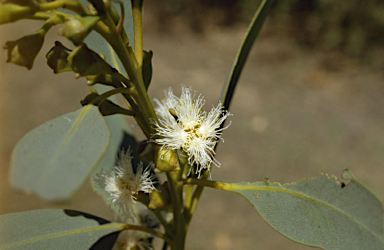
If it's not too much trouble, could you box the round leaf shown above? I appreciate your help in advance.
[10,105,111,201]
[0,209,125,250]
[226,171,384,249]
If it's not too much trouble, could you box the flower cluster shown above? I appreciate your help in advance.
[95,149,156,215]
[152,86,231,176]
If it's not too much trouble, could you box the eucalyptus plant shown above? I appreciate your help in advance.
[1,0,383,249]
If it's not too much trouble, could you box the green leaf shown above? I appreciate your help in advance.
[220,0,275,112]
[226,170,384,249]
[0,209,125,250]
[10,105,111,201]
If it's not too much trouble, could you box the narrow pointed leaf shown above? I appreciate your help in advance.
[10,105,111,201]
[225,170,384,249]
[0,209,125,250]
[220,0,275,112]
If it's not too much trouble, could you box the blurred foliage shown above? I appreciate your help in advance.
[269,0,384,56]
[152,0,384,56]
[150,0,243,32]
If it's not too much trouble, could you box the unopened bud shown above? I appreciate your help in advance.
[5,22,51,69]
[80,91,134,116]
[59,15,100,45]
[67,43,116,77]
[156,148,180,172]
[87,0,107,17]
[46,41,73,73]
[86,73,122,88]
[149,182,172,209]
[0,3,38,25]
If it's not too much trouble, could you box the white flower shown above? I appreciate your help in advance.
[95,149,156,215]
[152,86,231,176]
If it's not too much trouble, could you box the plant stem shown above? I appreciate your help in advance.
[39,0,87,15]
[183,177,227,191]
[91,87,134,104]
[185,170,209,222]
[152,209,173,238]
[166,171,187,250]
[116,1,125,35]
[131,0,144,71]
[180,153,194,223]
[123,224,172,244]
[93,10,158,138]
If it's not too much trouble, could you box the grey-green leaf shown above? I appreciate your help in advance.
[226,170,384,249]
[10,105,111,201]
[0,209,125,250]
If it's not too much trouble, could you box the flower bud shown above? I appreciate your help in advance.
[46,41,73,73]
[67,43,117,77]
[0,3,38,25]
[5,22,51,69]
[59,15,100,45]
[155,148,180,172]
[87,0,106,17]
[86,73,122,88]
[149,182,172,209]
[80,91,134,116]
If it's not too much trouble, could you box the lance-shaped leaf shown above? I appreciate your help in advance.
[46,41,73,73]
[10,105,111,201]
[0,209,125,250]
[220,0,274,112]
[224,170,384,249]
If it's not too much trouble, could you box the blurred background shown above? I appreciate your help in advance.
[1,0,384,249]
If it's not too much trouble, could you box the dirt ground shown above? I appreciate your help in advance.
[1,7,384,250]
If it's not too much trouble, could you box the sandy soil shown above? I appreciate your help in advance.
[1,8,384,250]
